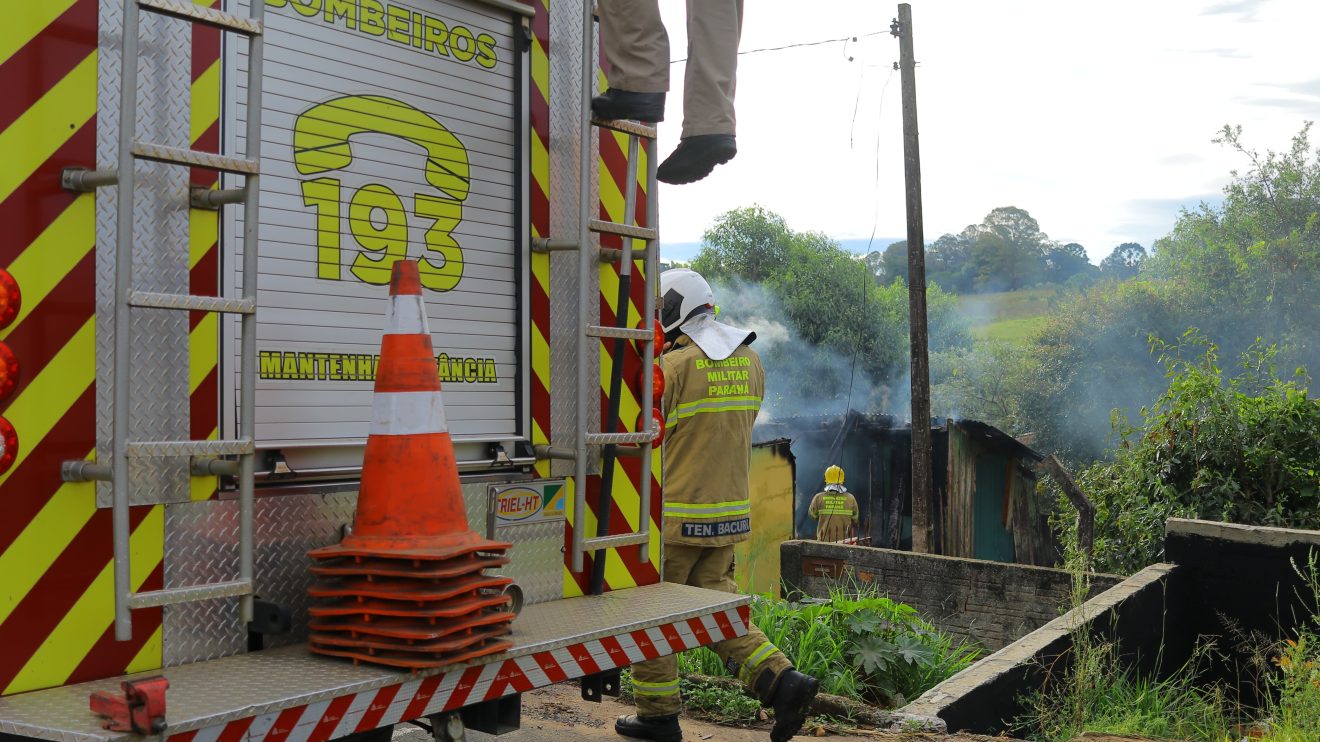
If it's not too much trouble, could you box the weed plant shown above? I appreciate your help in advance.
[676,588,976,707]
[1014,529,1250,741]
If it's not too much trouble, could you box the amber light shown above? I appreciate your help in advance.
[0,269,20,329]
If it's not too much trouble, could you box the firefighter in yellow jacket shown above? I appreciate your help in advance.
[808,465,860,542]
[616,269,819,742]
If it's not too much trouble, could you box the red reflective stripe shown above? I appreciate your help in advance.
[354,685,400,732]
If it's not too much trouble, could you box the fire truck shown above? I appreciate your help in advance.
[0,1,749,739]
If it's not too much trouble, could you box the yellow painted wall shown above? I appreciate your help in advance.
[736,441,796,597]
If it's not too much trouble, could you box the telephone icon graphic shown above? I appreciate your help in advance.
[293,95,469,290]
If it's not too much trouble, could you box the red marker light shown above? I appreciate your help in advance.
[0,418,17,473]
[637,407,665,447]
[0,343,17,399]
[0,269,20,329]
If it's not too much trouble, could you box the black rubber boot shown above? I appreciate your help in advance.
[656,135,736,185]
[769,669,819,742]
[614,713,682,742]
[591,89,666,122]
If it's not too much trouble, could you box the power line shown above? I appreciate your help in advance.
[670,30,885,64]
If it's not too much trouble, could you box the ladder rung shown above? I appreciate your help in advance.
[586,325,653,341]
[130,291,255,314]
[582,533,649,551]
[138,0,263,35]
[128,579,253,609]
[133,142,259,174]
[127,439,255,457]
[589,220,657,241]
[591,117,657,140]
[586,431,655,445]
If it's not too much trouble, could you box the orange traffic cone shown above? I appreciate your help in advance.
[307,261,514,670]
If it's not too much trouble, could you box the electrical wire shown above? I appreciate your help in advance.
[835,62,897,444]
[670,30,886,64]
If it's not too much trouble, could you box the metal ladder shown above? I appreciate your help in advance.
[534,0,660,595]
[61,0,266,641]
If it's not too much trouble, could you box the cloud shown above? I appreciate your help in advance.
[1200,0,1272,20]
[1111,193,1223,244]
[1179,46,1252,59]
[1157,153,1206,167]
[1237,78,1320,114]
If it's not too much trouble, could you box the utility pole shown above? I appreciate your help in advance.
[892,4,933,553]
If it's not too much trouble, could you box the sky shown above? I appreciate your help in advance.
[648,0,1320,264]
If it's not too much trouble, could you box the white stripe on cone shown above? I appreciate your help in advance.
[369,391,449,435]
[385,294,429,335]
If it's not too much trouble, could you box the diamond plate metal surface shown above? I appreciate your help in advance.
[496,519,566,606]
[0,583,747,742]
[164,483,494,666]
[96,0,194,508]
[548,0,602,479]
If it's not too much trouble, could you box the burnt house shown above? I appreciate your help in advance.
[754,412,1057,566]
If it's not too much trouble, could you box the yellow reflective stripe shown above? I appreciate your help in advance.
[663,500,751,518]
[4,505,164,693]
[126,624,164,674]
[664,395,762,428]
[0,52,96,205]
[818,509,855,515]
[738,641,777,683]
[0,195,94,343]
[632,679,680,696]
[0,453,94,627]
[2,0,78,67]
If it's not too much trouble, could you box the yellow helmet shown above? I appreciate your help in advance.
[824,465,845,485]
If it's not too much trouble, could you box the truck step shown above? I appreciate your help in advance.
[130,291,255,314]
[591,117,657,140]
[138,0,263,35]
[126,438,255,457]
[132,142,259,174]
[588,219,656,241]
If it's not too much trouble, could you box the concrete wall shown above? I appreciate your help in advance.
[895,519,1320,733]
[1163,518,1320,699]
[780,541,1122,651]
[901,563,1183,733]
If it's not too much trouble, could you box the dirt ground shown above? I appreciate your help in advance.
[389,682,1010,742]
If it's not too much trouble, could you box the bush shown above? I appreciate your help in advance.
[1063,332,1320,575]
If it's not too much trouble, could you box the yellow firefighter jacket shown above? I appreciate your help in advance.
[808,489,859,543]
[659,336,764,546]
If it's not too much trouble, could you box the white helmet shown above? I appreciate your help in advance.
[660,269,715,333]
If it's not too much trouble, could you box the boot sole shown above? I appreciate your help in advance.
[656,148,735,185]
[613,720,682,742]
[770,676,819,742]
[591,105,665,123]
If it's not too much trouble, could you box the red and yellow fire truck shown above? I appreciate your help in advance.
[0,1,746,739]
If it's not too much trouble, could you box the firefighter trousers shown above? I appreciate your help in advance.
[596,0,744,138]
[630,543,791,716]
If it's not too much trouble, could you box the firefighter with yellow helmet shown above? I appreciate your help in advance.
[808,465,860,543]
[616,269,819,742]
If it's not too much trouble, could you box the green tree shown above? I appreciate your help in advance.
[880,240,908,282]
[962,206,1049,291]
[691,205,795,283]
[1044,242,1094,284]
[1099,242,1147,280]
[691,206,971,418]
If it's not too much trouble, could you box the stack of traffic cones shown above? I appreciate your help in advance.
[307,261,515,669]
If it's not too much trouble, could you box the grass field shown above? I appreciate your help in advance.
[957,287,1056,344]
